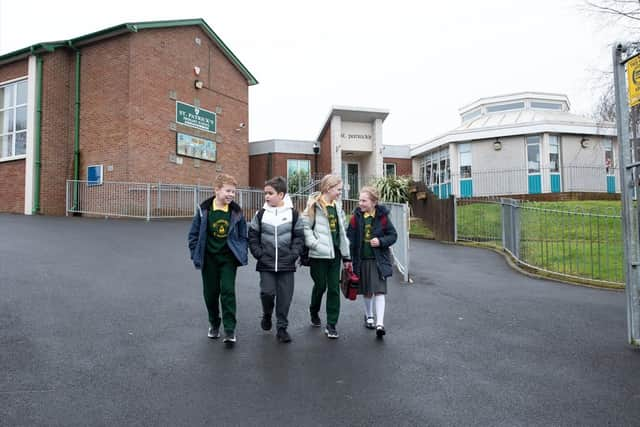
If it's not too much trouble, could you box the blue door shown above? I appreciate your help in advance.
[528,174,542,194]
[550,174,561,193]
[607,175,616,193]
[460,179,473,198]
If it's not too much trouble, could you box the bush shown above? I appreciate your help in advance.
[373,175,412,203]
[287,170,311,194]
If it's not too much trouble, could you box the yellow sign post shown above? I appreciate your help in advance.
[627,54,640,107]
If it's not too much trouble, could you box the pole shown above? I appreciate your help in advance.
[613,42,640,347]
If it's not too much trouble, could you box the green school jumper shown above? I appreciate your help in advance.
[310,204,342,326]
[201,206,238,333]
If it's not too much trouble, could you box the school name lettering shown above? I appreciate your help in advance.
[178,111,214,129]
[341,133,372,140]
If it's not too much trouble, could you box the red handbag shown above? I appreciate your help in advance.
[340,266,359,301]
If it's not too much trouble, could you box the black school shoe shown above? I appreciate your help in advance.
[261,314,272,331]
[364,315,375,329]
[376,325,386,339]
[276,328,292,343]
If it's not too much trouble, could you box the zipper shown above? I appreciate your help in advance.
[274,208,278,272]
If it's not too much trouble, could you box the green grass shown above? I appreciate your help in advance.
[409,217,434,239]
[456,200,624,283]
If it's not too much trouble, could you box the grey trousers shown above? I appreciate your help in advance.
[260,271,295,329]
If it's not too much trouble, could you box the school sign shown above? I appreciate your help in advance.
[176,101,217,133]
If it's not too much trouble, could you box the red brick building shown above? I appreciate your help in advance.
[0,19,257,215]
[248,107,412,198]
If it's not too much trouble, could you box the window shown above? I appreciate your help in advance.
[462,109,481,122]
[531,101,562,110]
[459,143,472,178]
[549,135,560,173]
[384,163,396,177]
[87,164,103,186]
[0,79,28,160]
[287,159,311,193]
[604,139,614,173]
[486,102,525,113]
[526,136,541,173]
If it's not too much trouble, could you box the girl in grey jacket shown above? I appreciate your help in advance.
[303,174,351,339]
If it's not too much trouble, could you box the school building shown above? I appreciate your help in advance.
[0,19,257,215]
[410,92,619,198]
[248,106,412,199]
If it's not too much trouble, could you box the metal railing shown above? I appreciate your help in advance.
[423,165,620,198]
[65,180,410,280]
[456,197,623,286]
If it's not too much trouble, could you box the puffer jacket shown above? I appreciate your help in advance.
[248,195,305,272]
[187,197,248,269]
[302,192,350,261]
[347,204,398,279]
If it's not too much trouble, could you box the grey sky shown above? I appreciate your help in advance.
[0,0,626,146]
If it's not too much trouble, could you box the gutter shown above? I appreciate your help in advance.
[32,55,43,214]
[68,41,81,211]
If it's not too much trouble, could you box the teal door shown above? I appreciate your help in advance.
[550,174,561,193]
[460,179,473,198]
[607,175,616,193]
[528,174,542,194]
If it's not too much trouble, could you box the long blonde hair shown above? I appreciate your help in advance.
[304,174,342,222]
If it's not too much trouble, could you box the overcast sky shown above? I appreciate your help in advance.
[0,0,628,146]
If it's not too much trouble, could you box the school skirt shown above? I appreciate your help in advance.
[358,259,387,295]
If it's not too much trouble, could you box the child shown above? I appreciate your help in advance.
[188,173,248,346]
[346,186,397,338]
[248,176,305,343]
[303,174,351,339]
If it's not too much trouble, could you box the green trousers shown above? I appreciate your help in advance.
[309,253,342,326]
[201,250,238,333]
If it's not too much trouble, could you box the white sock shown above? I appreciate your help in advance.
[374,295,385,326]
[363,296,373,318]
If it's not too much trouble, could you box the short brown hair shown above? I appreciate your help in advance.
[265,176,287,194]
[214,173,238,189]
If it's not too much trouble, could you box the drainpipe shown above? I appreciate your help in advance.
[32,56,43,214]
[70,44,81,211]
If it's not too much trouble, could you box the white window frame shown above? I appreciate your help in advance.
[87,164,103,186]
[384,162,396,177]
[459,143,472,178]
[0,79,28,162]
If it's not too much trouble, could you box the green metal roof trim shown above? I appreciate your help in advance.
[0,18,258,85]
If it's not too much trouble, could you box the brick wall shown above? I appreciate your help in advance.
[318,125,332,175]
[125,27,249,187]
[0,60,28,213]
[249,154,269,188]
[383,157,412,177]
[39,50,73,215]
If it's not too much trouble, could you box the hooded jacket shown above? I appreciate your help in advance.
[346,204,398,279]
[302,192,350,260]
[188,197,248,269]
[248,194,305,272]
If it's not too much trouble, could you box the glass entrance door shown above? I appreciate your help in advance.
[342,162,359,199]
[526,136,542,194]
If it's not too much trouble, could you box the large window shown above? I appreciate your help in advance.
[459,143,472,178]
[0,79,28,160]
[287,159,311,193]
[526,135,541,173]
[549,135,561,173]
[384,163,396,177]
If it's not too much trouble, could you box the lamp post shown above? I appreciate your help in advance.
[313,142,320,175]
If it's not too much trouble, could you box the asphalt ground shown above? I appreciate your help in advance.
[1,214,639,426]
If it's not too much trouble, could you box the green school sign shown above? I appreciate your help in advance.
[176,101,216,133]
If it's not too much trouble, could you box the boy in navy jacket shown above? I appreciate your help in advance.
[188,174,248,346]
